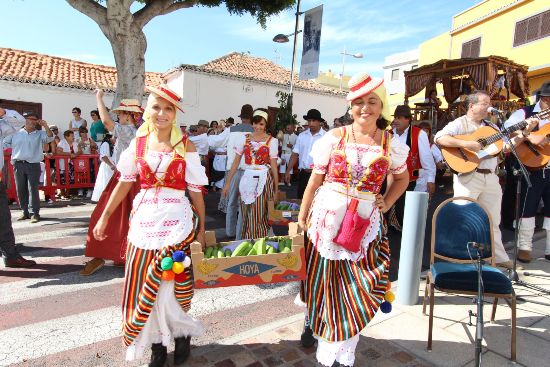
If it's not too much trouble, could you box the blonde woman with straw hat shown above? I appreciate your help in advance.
[92,85,207,367]
[296,72,409,367]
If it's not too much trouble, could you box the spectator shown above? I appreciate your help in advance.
[89,109,106,142]
[296,126,304,134]
[210,120,219,131]
[77,126,98,198]
[225,117,234,128]
[3,112,54,223]
[279,123,297,186]
[189,125,198,136]
[0,107,36,267]
[91,134,116,202]
[56,130,78,200]
[69,107,88,135]
[189,120,209,164]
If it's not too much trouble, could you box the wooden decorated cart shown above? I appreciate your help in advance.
[403,56,531,132]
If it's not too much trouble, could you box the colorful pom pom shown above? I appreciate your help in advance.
[380,301,392,314]
[172,262,185,274]
[174,271,187,282]
[172,251,185,262]
[183,257,191,267]
[162,270,175,281]
[384,290,395,303]
[161,257,174,270]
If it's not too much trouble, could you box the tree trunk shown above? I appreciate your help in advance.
[108,28,147,108]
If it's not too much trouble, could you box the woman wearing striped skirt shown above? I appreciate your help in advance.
[296,72,410,367]
[222,108,279,239]
[92,85,208,367]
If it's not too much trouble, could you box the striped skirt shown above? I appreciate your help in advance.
[301,235,390,343]
[121,231,196,347]
[239,170,274,239]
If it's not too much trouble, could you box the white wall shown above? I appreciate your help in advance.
[166,70,347,127]
[0,80,114,132]
[383,49,419,96]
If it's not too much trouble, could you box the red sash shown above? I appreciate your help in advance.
[406,126,422,181]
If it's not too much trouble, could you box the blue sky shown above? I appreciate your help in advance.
[1,0,478,78]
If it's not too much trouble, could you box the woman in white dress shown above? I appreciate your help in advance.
[92,85,207,367]
[297,72,409,367]
[90,134,115,202]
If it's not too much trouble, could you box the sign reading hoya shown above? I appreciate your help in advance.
[224,261,276,277]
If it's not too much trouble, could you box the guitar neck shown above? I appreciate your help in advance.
[504,108,550,134]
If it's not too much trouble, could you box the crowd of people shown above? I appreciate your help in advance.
[2,75,549,367]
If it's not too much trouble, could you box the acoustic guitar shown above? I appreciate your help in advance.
[515,109,550,168]
[441,108,550,173]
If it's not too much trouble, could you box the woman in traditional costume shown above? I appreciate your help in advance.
[222,108,279,239]
[90,133,115,202]
[297,72,410,367]
[93,85,207,367]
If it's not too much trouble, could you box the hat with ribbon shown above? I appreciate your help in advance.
[302,109,325,122]
[145,85,185,112]
[112,99,143,114]
[346,72,391,122]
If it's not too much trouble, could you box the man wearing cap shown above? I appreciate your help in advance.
[285,109,326,198]
[435,90,537,269]
[0,107,36,267]
[390,105,436,230]
[3,112,54,223]
[208,104,255,238]
[504,81,550,263]
[189,120,210,163]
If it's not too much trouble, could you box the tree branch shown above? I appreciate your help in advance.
[65,0,107,27]
[134,0,197,28]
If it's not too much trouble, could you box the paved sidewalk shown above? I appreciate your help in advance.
[158,234,550,367]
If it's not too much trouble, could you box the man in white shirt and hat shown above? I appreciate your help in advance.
[285,109,326,198]
[189,119,210,164]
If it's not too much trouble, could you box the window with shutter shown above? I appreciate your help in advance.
[461,37,481,58]
[514,10,550,47]
[391,69,399,81]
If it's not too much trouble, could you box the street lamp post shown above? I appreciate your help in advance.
[272,0,302,113]
[340,47,363,91]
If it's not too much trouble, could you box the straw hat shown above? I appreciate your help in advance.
[145,85,185,112]
[112,99,143,113]
[346,72,384,101]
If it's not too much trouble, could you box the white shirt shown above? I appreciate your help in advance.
[435,115,497,170]
[393,126,436,183]
[281,133,297,155]
[209,123,254,170]
[294,129,325,170]
[0,109,25,170]
[57,139,79,171]
[504,101,549,130]
[189,133,209,156]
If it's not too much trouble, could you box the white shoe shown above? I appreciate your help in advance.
[86,190,92,198]
[77,189,84,197]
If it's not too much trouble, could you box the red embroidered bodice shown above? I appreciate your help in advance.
[243,135,272,166]
[325,127,391,194]
[135,135,187,190]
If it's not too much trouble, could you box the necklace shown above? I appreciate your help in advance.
[350,125,371,186]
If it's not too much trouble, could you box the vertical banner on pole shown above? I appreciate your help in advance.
[299,4,323,80]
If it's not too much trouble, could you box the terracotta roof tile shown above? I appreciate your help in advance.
[0,47,163,92]
[169,52,343,96]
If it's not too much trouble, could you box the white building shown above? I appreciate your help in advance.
[0,48,346,131]
[383,49,419,96]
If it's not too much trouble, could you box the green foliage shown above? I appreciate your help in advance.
[274,91,297,133]
[93,0,296,28]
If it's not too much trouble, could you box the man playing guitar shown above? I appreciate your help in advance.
[435,90,536,269]
[504,81,550,263]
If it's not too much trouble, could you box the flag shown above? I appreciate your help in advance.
[299,5,323,80]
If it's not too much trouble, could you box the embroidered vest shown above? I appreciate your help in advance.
[325,127,391,194]
[243,135,272,166]
[135,135,187,190]
[406,126,422,181]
